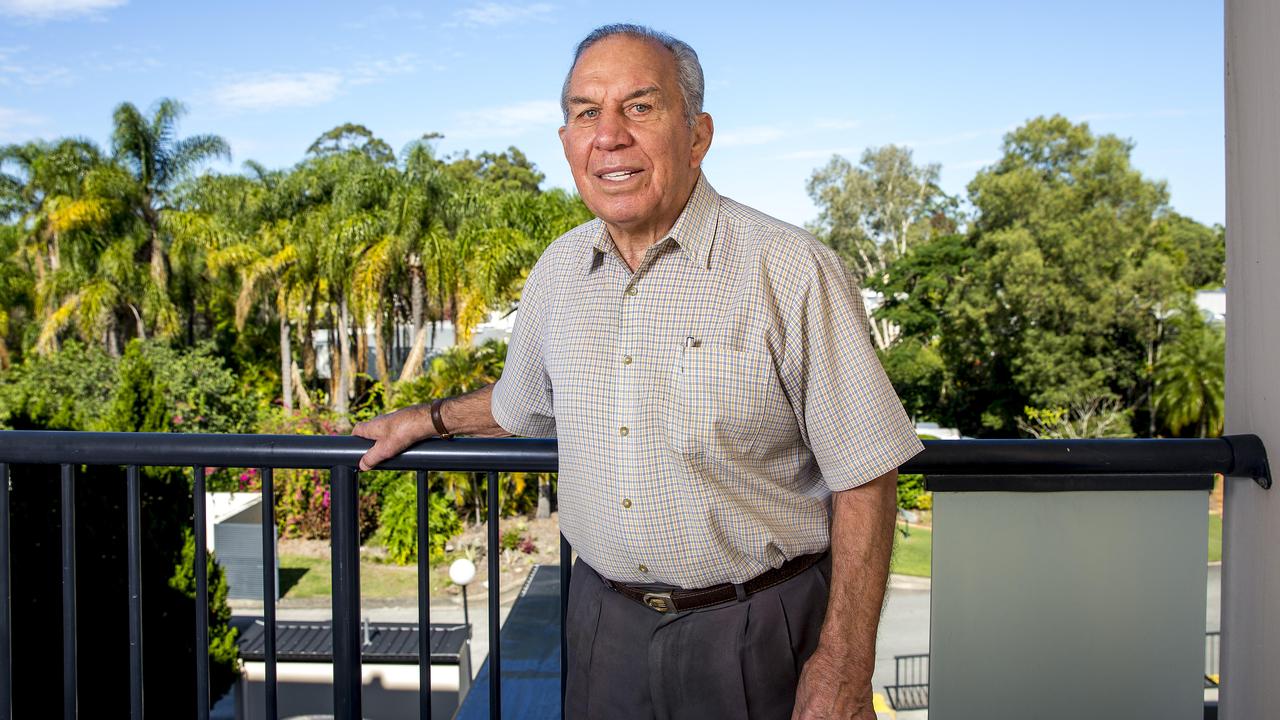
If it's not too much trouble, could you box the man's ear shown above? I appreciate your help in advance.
[690,112,713,167]
[559,124,569,158]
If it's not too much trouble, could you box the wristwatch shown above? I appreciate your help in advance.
[430,398,454,440]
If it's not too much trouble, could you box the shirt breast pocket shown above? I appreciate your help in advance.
[666,339,776,460]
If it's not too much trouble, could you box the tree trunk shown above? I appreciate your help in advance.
[374,309,391,388]
[397,327,429,383]
[302,283,319,379]
[291,360,313,410]
[337,296,353,415]
[536,476,551,519]
[410,258,425,340]
[281,314,294,412]
[328,313,342,414]
[147,210,167,289]
[105,318,121,357]
[355,321,367,378]
[129,304,147,341]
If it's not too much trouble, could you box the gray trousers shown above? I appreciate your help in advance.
[564,556,832,720]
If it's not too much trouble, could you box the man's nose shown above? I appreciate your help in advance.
[592,110,633,151]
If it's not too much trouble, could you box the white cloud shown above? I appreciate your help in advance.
[0,0,126,20]
[451,100,562,138]
[454,2,553,26]
[715,125,785,148]
[208,54,421,113]
[0,106,46,141]
[349,53,418,86]
[211,72,344,111]
[0,46,73,86]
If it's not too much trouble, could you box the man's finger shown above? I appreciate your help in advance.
[351,420,377,439]
[359,441,392,472]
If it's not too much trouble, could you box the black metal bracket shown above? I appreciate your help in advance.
[1223,434,1272,489]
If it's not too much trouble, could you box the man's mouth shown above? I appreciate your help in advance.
[597,169,642,182]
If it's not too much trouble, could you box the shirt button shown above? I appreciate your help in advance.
[638,564,649,574]
[626,286,638,296]
[619,426,630,437]
[622,354,633,365]
[622,498,632,509]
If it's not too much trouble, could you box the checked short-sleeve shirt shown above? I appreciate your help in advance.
[492,174,923,588]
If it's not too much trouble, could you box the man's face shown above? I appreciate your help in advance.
[559,36,713,237]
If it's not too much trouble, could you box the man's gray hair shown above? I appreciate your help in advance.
[560,24,705,127]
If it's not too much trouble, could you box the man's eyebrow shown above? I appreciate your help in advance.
[621,86,661,103]
[565,86,662,106]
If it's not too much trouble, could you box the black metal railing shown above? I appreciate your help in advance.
[0,431,1268,720]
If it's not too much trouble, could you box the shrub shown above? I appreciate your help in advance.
[250,410,378,540]
[501,526,523,552]
[376,475,462,565]
[897,473,931,511]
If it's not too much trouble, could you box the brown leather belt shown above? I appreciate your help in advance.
[603,552,827,614]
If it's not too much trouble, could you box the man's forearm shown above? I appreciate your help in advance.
[354,383,508,471]
[819,469,897,682]
[438,384,509,438]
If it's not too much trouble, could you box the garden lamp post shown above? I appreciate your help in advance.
[449,558,477,669]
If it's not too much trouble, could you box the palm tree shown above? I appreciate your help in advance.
[2,140,108,315]
[0,140,159,356]
[111,98,230,339]
[1155,310,1225,437]
[199,168,314,411]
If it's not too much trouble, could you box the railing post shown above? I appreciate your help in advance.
[331,465,362,719]
[126,465,144,719]
[0,463,10,720]
[487,470,500,720]
[416,470,431,720]
[261,468,277,720]
[560,533,570,720]
[60,463,76,720]
[192,466,209,720]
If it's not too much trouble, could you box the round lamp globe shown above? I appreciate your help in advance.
[449,558,477,586]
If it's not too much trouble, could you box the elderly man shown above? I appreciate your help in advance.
[355,24,922,720]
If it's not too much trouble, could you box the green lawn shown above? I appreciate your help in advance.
[890,524,932,578]
[1209,512,1222,563]
[278,554,420,601]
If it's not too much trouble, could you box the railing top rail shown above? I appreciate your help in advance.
[0,431,1268,485]
[0,431,559,472]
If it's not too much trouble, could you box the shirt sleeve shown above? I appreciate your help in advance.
[780,242,923,491]
[491,258,557,438]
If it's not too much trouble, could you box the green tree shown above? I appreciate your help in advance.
[1154,310,1225,437]
[806,145,957,349]
[1154,212,1225,289]
[937,115,1192,434]
[111,98,230,340]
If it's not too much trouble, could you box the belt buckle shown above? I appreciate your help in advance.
[642,591,676,614]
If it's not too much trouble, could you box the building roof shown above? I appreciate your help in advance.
[237,620,468,665]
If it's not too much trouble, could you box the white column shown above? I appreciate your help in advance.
[1223,1,1280,717]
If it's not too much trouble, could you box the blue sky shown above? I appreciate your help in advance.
[0,0,1225,226]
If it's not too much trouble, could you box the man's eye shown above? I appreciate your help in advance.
[631,103,651,114]
[580,108,599,119]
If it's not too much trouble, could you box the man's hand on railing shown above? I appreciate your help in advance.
[352,404,434,471]
[352,385,510,470]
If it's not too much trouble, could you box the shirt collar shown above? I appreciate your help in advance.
[583,173,721,274]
